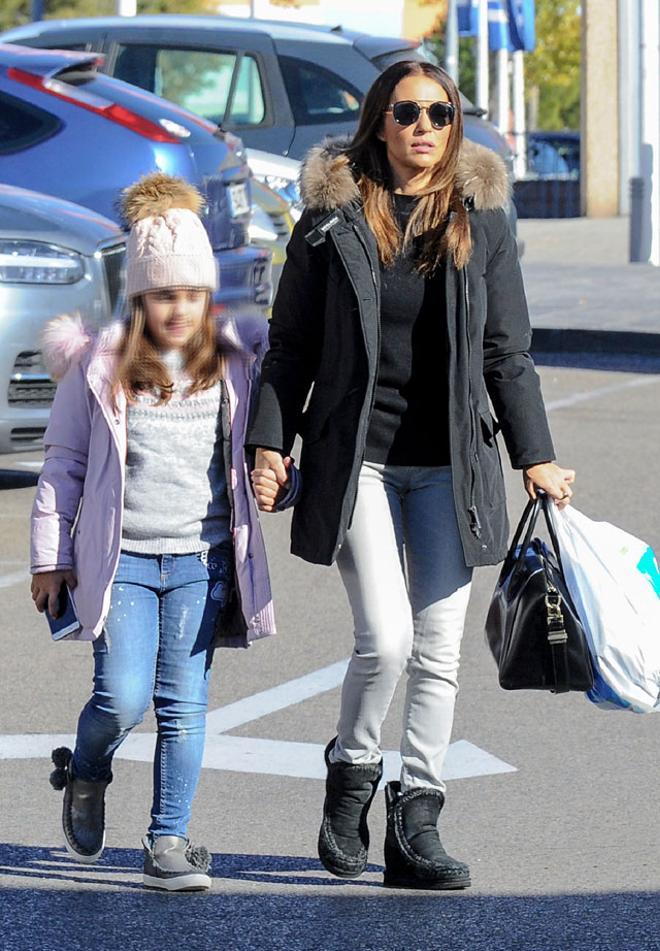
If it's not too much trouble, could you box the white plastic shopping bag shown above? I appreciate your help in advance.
[550,505,660,713]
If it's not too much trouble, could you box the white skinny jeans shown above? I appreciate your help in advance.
[332,462,473,792]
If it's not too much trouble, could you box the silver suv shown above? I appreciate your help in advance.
[0,184,125,453]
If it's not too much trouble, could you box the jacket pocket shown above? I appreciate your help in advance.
[299,385,360,445]
[476,408,506,509]
[478,408,501,443]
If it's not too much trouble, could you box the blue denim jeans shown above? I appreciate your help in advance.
[72,545,233,838]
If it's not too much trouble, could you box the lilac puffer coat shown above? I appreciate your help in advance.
[30,312,280,648]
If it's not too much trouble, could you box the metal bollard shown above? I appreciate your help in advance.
[629,176,646,262]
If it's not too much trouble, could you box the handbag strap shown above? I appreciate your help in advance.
[536,494,571,693]
[504,496,541,578]
[539,492,567,577]
[544,575,570,694]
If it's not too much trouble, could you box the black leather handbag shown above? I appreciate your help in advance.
[485,493,594,693]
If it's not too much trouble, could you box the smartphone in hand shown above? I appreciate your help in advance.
[46,583,81,641]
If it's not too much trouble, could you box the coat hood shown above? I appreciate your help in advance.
[41,309,269,381]
[299,137,510,213]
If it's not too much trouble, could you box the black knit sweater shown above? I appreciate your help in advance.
[364,193,449,466]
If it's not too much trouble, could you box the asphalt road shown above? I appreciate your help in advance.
[1,360,659,951]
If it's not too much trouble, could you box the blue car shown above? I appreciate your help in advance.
[0,43,271,308]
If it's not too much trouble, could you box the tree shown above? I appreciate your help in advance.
[525,0,580,130]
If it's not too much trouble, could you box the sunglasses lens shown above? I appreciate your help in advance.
[429,102,455,128]
[392,101,420,126]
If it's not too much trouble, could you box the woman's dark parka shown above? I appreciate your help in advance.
[246,138,555,568]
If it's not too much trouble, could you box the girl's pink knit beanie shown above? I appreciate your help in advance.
[121,173,218,298]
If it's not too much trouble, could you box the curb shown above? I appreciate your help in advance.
[531,328,660,357]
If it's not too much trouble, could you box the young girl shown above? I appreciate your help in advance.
[30,173,295,892]
[248,61,575,889]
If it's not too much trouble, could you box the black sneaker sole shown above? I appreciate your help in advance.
[142,871,211,892]
[383,872,471,890]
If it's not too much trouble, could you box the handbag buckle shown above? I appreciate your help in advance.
[545,591,568,644]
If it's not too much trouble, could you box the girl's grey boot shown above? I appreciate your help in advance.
[49,746,111,864]
[383,781,471,889]
[317,737,383,879]
[142,835,212,891]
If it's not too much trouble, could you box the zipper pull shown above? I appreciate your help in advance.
[468,505,482,538]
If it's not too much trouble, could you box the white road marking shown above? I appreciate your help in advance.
[545,374,660,412]
[15,460,43,470]
[0,657,516,780]
[205,658,349,733]
[0,733,515,782]
[0,569,29,589]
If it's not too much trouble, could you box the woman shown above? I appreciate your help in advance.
[30,173,296,891]
[247,61,574,890]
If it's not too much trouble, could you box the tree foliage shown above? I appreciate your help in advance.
[525,0,580,130]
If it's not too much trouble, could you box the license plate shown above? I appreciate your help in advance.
[227,181,250,218]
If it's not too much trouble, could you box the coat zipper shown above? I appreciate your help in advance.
[463,269,482,539]
[220,376,248,638]
[348,222,381,527]
[329,224,380,553]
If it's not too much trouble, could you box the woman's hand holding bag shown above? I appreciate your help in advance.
[523,462,576,509]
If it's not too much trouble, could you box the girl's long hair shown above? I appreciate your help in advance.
[114,292,223,405]
[346,60,471,272]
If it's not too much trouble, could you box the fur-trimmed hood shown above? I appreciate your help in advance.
[41,310,269,382]
[299,136,510,213]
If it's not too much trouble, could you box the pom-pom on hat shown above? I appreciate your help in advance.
[121,172,218,299]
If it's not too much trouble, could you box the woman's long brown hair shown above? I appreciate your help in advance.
[346,60,471,272]
[114,293,223,405]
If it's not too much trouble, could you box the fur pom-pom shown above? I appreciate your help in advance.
[121,172,203,225]
[49,746,72,791]
[41,313,92,381]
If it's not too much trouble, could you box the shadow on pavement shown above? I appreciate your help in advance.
[532,350,660,374]
[0,469,39,490]
[1,843,659,951]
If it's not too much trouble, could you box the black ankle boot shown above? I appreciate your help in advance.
[50,747,111,864]
[383,781,471,889]
[317,737,383,879]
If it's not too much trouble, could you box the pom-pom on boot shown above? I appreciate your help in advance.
[383,781,471,890]
[50,747,111,864]
[317,737,383,879]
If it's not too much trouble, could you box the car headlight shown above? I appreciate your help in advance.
[0,240,85,284]
[259,175,302,209]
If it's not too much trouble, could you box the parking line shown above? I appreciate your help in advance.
[545,374,660,412]
[0,569,29,589]
[205,658,349,733]
[0,732,516,782]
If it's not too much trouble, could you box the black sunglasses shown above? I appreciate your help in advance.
[385,100,455,130]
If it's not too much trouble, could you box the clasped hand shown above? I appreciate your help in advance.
[251,449,292,512]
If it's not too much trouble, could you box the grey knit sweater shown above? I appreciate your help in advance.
[121,356,231,555]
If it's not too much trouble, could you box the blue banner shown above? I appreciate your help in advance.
[505,0,536,51]
[456,0,535,51]
[488,0,511,51]
[457,0,478,37]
